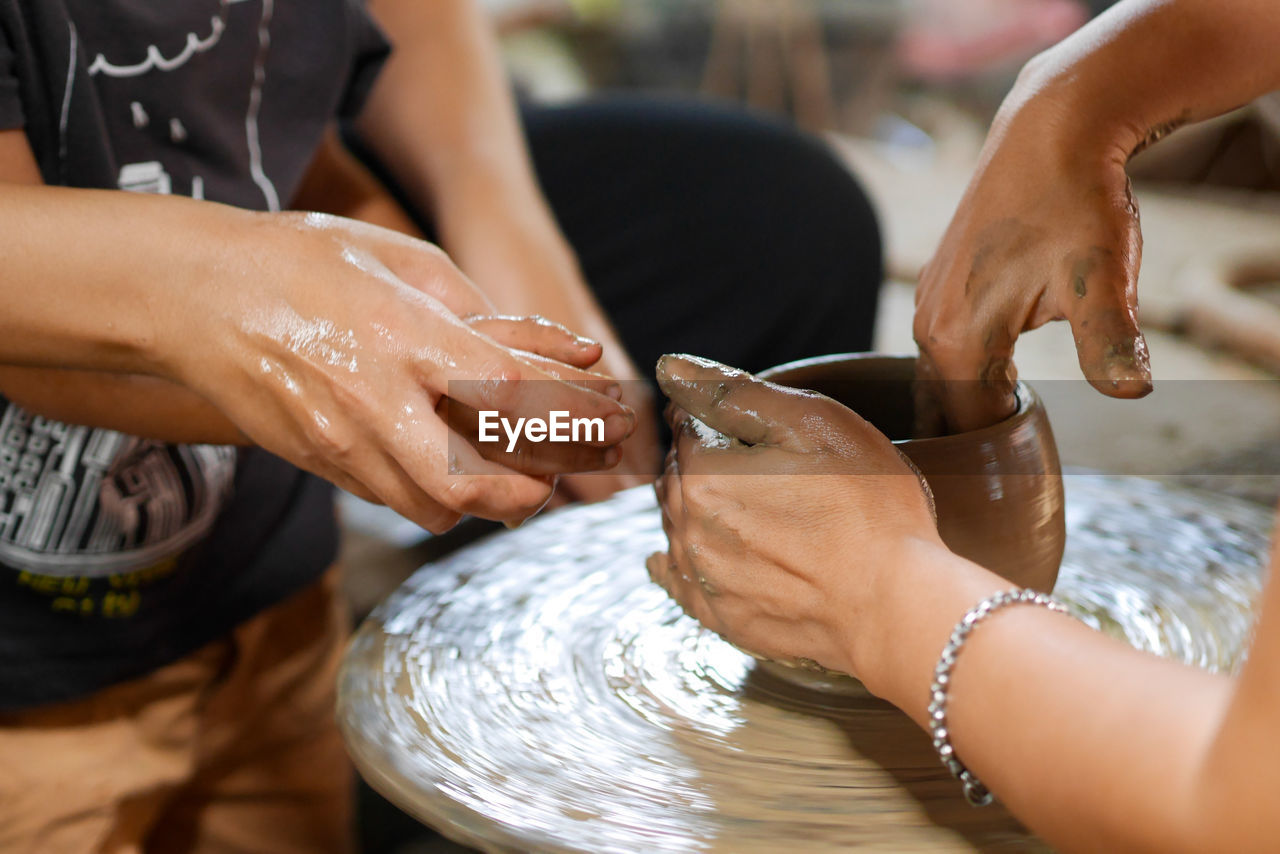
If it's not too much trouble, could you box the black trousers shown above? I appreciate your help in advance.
[355,96,883,381]
[523,97,882,377]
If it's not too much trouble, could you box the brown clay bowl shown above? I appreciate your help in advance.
[758,353,1065,593]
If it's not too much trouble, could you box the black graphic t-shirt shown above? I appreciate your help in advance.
[0,0,389,709]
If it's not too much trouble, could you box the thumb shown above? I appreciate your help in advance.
[1063,249,1153,399]
[655,354,797,448]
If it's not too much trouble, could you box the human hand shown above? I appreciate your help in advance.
[557,354,661,504]
[440,204,661,502]
[646,354,939,677]
[165,212,634,532]
[442,313,635,478]
[913,92,1152,433]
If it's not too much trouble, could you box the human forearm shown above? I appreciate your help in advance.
[356,0,605,324]
[357,0,546,247]
[0,367,246,444]
[857,539,1254,854]
[0,184,254,375]
[1004,0,1280,163]
[0,130,242,440]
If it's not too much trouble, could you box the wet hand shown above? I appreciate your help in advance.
[646,354,939,676]
[558,358,661,504]
[168,213,635,532]
[913,100,1152,433]
[433,200,661,504]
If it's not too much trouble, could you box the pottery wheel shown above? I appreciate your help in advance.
[338,475,1270,853]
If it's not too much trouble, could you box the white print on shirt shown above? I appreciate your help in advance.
[0,409,235,578]
[0,157,241,578]
[0,2,286,578]
[84,0,255,78]
[86,0,279,210]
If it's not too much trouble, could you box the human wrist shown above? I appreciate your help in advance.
[848,536,1006,718]
[996,45,1152,174]
[150,204,283,388]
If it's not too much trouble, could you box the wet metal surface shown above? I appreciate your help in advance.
[339,476,1269,853]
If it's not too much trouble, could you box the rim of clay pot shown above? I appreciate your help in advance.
[757,352,1037,446]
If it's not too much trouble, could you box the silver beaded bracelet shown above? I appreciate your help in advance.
[929,588,1071,807]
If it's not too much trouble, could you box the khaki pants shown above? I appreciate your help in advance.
[0,569,353,854]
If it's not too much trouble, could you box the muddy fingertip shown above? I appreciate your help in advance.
[1097,344,1154,398]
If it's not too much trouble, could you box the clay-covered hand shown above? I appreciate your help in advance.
[913,92,1153,433]
[165,213,635,532]
[646,354,939,676]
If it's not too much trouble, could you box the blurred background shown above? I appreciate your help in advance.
[349,1,1280,850]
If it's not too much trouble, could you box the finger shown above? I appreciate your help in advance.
[314,451,464,534]
[433,434,556,525]
[666,399,756,480]
[429,318,636,448]
[653,449,674,508]
[655,452,697,586]
[326,437,467,533]
[557,471,649,504]
[670,422,736,478]
[334,478,383,507]
[506,350,622,400]
[665,564,723,634]
[467,315,603,369]
[381,390,557,525]
[655,454,709,608]
[542,488,572,511]
[646,548,701,619]
[656,446,682,529]
[240,388,467,533]
[673,410,701,467]
[645,551,678,596]
[913,308,1021,434]
[439,397,623,475]
[655,354,799,447]
[1061,248,1153,399]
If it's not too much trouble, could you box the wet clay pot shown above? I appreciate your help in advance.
[759,353,1065,593]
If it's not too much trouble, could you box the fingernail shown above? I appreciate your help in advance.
[605,382,623,401]
[575,334,600,348]
[656,352,696,376]
[655,355,684,392]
